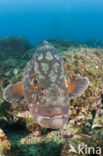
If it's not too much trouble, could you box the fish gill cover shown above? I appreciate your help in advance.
[0,0,103,156]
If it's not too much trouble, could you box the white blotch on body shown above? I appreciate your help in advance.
[25,74,29,79]
[48,70,57,82]
[41,63,49,74]
[29,103,32,108]
[60,74,64,79]
[38,73,45,79]
[37,116,43,124]
[45,51,53,60]
[25,61,32,74]
[53,63,59,73]
[33,61,46,79]
[32,94,36,100]
[34,61,39,73]
[60,66,65,79]
[38,53,43,60]
[50,83,58,88]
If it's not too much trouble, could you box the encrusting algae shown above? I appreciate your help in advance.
[0,36,103,155]
[0,129,12,155]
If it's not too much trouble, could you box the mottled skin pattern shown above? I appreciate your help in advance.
[23,41,69,129]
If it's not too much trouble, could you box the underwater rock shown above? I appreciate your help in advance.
[61,134,100,156]
[0,35,32,55]
[3,57,19,68]
[92,117,103,129]
[86,40,103,48]
[61,47,103,111]
[0,128,12,155]
[48,39,79,51]
[60,47,103,149]
[21,47,36,60]
[6,127,64,156]
[0,36,33,79]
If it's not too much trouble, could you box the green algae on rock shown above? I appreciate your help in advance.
[60,47,103,156]
[0,36,33,79]
[0,36,32,55]
[61,134,101,156]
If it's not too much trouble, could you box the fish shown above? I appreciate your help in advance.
[3,41,89,129]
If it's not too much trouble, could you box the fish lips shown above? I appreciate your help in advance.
[35,115,68,129]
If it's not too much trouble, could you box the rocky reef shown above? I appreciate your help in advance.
[0,128,12,155]
[0,36,103,156]
[47,39,79,51]
[86,40,103,48]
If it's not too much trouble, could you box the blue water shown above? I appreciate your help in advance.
[0,0,103,44]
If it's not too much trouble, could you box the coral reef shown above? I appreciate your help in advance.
[0,36,103,155]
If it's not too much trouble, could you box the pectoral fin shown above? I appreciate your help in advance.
[67,77,89,99]
[3,82,24,104]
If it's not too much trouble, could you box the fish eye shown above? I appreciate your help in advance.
[31,77,39,88]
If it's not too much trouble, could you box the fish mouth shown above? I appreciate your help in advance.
[36,115,68,119]
[39,114,68,119]
[35,114,68,129]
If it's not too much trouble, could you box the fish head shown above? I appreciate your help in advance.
[23,41,69,129]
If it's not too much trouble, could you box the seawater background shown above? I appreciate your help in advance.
[0,0,103,45]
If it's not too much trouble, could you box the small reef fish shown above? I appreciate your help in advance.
[3,41,89,129]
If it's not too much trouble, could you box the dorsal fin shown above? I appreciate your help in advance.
[67,77,89,99]
[3,82,24,104]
